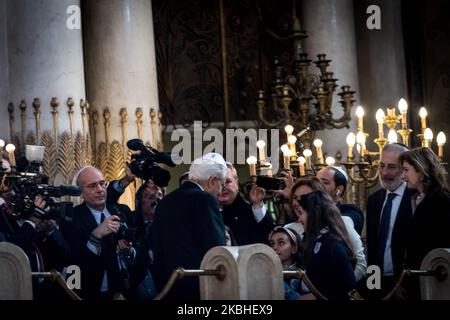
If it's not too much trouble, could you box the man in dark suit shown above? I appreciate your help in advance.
[63,166,137,300]
[151,153,227,300]
[366,143,415,299]
[316,166,365,235]
[218,163,274,245]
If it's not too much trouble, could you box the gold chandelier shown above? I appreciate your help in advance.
[256,17,355,150]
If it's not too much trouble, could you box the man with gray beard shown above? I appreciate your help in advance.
[366,143,415,299]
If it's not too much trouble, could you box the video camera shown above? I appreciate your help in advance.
[127,139,176,188]
[1,144,81,223]
[7,173,81,222]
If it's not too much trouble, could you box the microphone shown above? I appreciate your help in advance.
[296,127,310,138]
[127,139,146,151]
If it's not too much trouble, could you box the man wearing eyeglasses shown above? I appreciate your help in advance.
[63,165,136,300]
[366,143,415,299]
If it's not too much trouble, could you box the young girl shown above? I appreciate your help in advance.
[268,225,302,300]
[297,190,356,300]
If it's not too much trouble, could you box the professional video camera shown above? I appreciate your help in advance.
[127,139,176,188]
[8,173,81,223]
[1,145,81,223]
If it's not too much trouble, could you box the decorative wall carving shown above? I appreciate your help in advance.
[152,0,294,129]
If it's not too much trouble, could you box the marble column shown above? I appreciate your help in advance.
[354,0,408,150]
[0,0,9,140]
[6,0,86,141]
[83,0,160,149]
[301,0,360,158]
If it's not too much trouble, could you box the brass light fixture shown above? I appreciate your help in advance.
[257,16,355,151]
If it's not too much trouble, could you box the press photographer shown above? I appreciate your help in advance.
[1,145,75,299]
[105,139,172,300]
[62,165,145,300]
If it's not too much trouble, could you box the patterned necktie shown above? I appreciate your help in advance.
[377,192,397,271]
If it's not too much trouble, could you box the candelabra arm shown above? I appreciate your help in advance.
[258,105,285,128]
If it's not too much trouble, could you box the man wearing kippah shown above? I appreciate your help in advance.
[151,152,228,300]
[316,166,364,235]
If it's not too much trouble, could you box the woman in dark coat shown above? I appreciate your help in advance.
[296,191,356,300]
[400,147,450,299]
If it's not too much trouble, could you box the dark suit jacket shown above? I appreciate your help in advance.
[406,191,450,269]
[61,202,133,299]
[0,205,20,242]
[366,187,415,277]
[151,181,225,299]
[222,194,274,245]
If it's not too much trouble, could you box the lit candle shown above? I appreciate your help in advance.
[256,140,266,163]
[424,128,433,148]
[356,131,366,157]
[437,132,446,159]
[376,109,385,138]
[287,135,297,156]
[0,139,4,156]
[283,149,292,169]
[246,156,257,176]
[266,163,273,177]
[298,156,306,176]
[346,132,356,159]
[388,129,398,144]
[419,107,428,133]
[303,149,313,171]
[285,125,294,140]
[313,139,324,164]
[325,156,336,166]
[280,144,289,154]
[5,144,16,166]
[356,106,365,132]
[398,98,408,127]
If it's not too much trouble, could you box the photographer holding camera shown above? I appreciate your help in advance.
[1,155,20,241]
[62,165,138,300]
[105,165,163,300]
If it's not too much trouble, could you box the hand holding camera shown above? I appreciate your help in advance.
[116,239,134,257]
[91,215,121,239]
[274,171,294,198]
[250,184,266,209]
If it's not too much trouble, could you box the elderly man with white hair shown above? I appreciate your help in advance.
[151,152,228,300]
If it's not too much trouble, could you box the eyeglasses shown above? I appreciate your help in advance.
[82,180,108,190]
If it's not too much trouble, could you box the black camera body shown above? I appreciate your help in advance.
[255,176,286,191]
[4,172,81,222]
[127,139,176,188]
[116,221,137,243]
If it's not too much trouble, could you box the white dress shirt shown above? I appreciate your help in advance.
[380,182,406,276]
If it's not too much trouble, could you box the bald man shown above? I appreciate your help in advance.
[63,166,135,300]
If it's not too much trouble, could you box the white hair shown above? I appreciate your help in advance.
[189,153,228,183]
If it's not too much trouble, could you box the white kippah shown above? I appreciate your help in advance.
[332,166,348,182]
[72,165,96,186]
[197,152,227,167]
